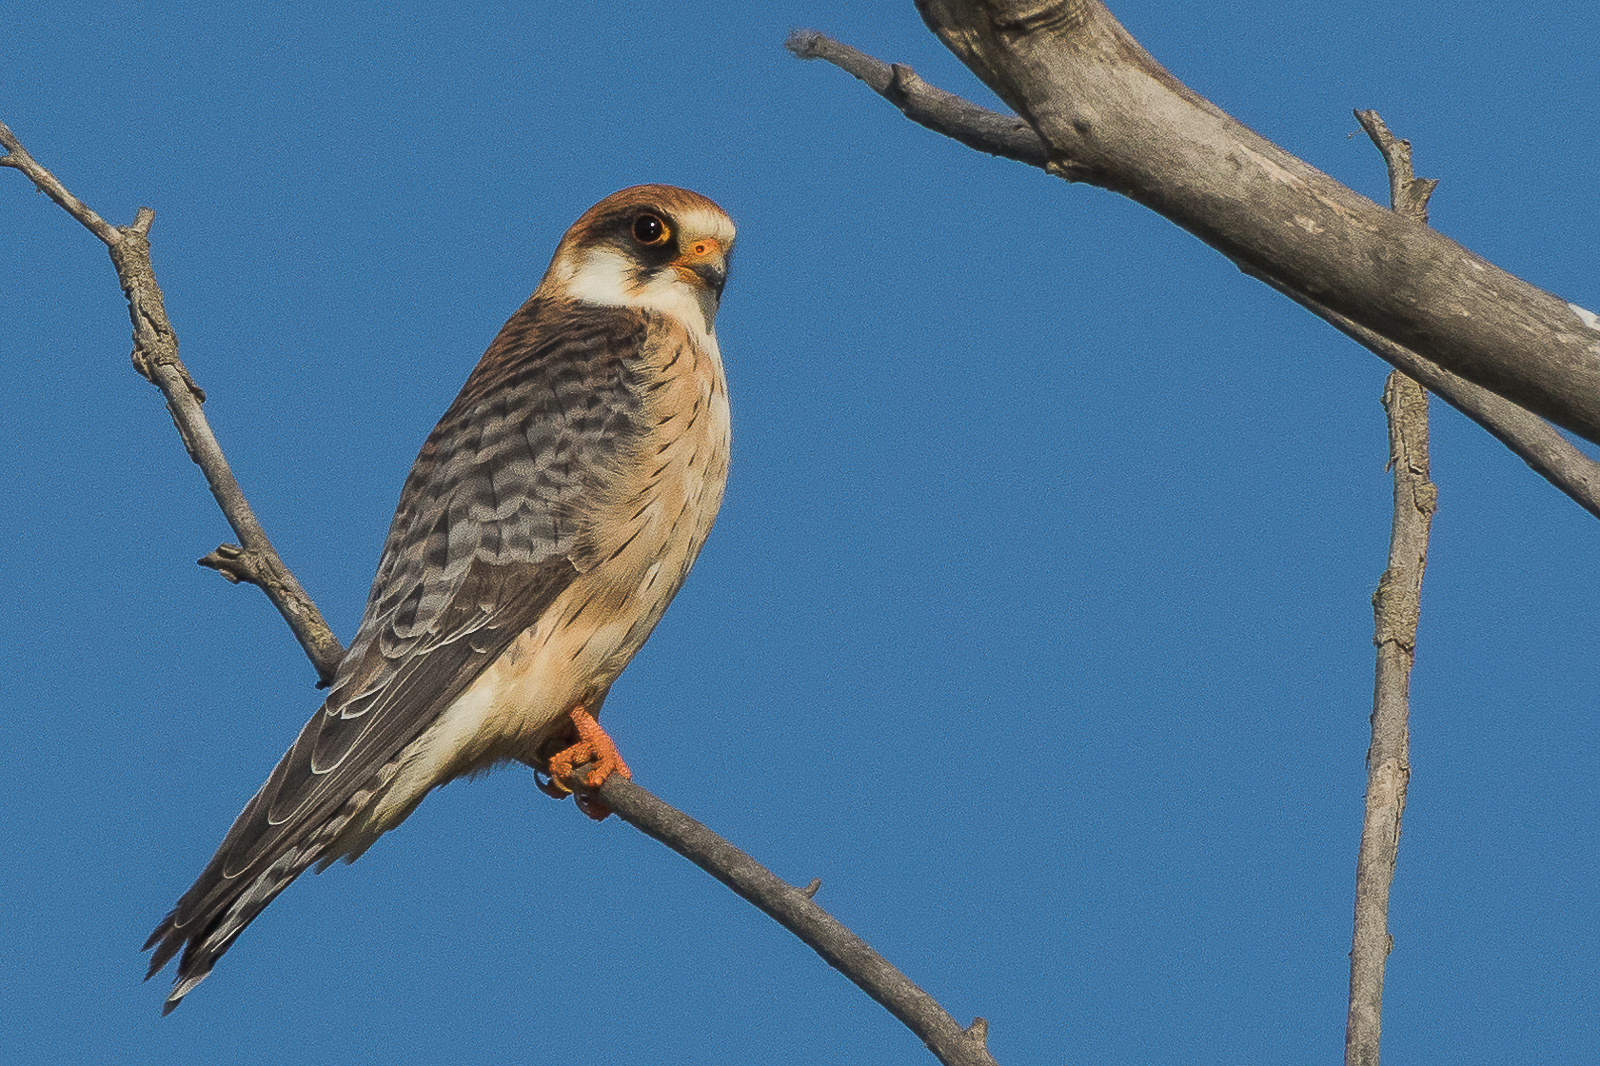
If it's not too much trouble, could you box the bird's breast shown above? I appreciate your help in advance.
[397,316,730,782]
[587,317,731,633]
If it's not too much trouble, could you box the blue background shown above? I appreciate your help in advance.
[4,2,1598,1062]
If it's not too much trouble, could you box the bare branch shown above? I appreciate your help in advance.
[1,120,346,684]
[815,1,1600,448]
[787,30,1600,522]
[1244,274,1600,523]
[596,775,999,1066]
[1346,111,1432,1066]
[0,120,120,243]
[1352,110,1439,225]
[7,116,995,1065]
[786,30,1046,167]
[1347,371,1428,1066]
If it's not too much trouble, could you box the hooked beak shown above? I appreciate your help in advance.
[672,238,730,299]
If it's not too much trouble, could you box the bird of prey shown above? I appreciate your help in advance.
[144,185,735,1013]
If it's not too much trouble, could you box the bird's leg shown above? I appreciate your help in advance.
[536,705,632,820]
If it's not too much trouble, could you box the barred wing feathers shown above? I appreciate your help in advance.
[145,298,652,1008]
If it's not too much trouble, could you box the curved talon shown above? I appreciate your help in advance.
[533,769,571,801]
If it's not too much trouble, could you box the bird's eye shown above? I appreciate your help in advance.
[632,213,670,246]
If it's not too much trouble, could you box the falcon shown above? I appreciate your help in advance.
[144,185,735,1013]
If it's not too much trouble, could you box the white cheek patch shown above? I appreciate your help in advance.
[563,247,718,337]
[563,247,638,307]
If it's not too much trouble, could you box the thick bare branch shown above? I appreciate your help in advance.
[596,776,998,1066]
[1346,112,1432,1066]
[1,120,345,684]
[901,0,1600,447]
[787,30,1600,522]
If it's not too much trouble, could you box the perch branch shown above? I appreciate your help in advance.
[1346,110,1432,1066]
[1,119,345,684]
[785,30,1600,522]
[596,776,997,1066]
[4,116,993,1066]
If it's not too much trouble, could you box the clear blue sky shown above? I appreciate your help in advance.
[5,2,1598,1062]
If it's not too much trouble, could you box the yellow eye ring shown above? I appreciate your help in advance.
[632,212,670,246]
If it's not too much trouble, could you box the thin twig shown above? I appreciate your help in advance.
[786,30,1047,166]
[597,776,997,1066]
[1354,111,1439,226]
[0,122,120,243]
[786,30,1600,523]
[1345,110,1434,1066]
[1,119,345,683]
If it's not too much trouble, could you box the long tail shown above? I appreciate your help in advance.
[143,727,411,1014]
[143,841,325,1014]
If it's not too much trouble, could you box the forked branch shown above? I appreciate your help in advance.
[907,0,1600,445]
[785,29,1600,522]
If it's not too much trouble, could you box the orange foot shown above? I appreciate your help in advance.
[534,705,632,820]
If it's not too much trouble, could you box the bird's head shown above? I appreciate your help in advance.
[538,185,736,333]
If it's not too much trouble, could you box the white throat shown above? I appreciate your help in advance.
[559,247,720,336]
